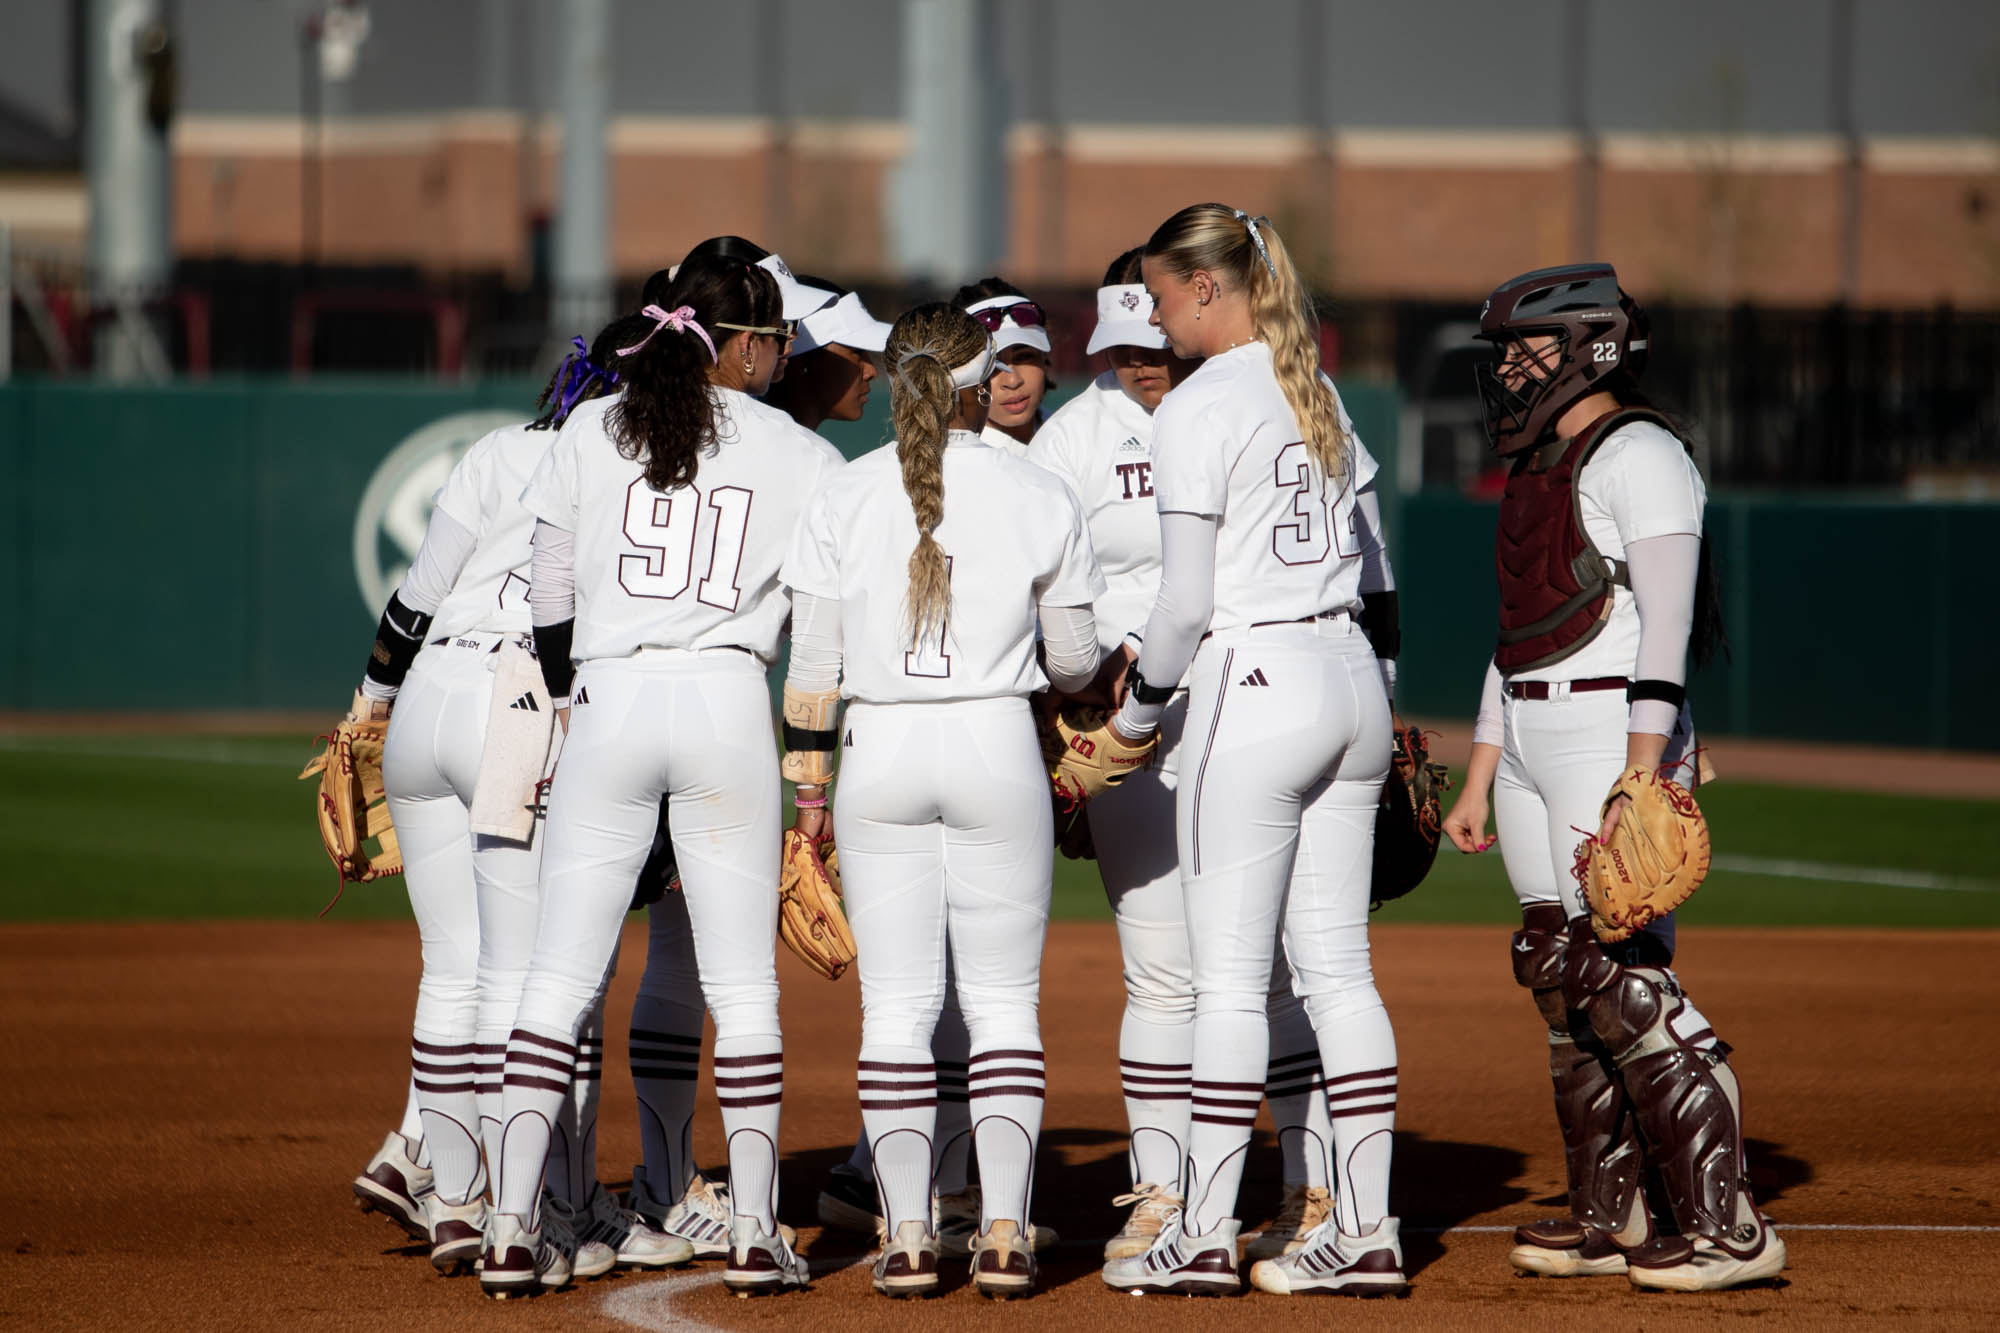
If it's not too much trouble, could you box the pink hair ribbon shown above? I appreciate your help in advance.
[618,304,718,362]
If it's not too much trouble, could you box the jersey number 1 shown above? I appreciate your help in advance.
[619,479,753,610]
[903,556,953,678]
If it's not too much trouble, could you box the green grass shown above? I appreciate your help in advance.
[3,732,1997,927]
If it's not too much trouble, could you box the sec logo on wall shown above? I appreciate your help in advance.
[351,410,522,616]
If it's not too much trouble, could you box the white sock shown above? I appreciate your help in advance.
[714,1036,783,1233]
[968,1046,1045,1229]
[1119,1011,1193,1191]
[412,1029,482,1205]
[1184,1009,1265,1234]
[495,1022,575,1220]
[397,1076,425,1142]
[1321,1037,1397,1230]
[858,1045,935,1232]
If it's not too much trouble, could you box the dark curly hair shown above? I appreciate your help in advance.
[610,254,781,492]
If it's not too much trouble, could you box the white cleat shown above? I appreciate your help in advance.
[1244,1183,1333,1262]
[1249,1216,1408,1297]
[872,1219,941,1298]
[631,1166,732,1259]
[479,1211,573,1299]
[1101,1213,1242,1295]
[1102,1183,1184,1261]
[351,1132,433,1241]
[722,1216,809,1296]
[1626,1220,1787,1292]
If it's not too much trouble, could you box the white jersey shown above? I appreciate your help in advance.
[981,421,1033,459]
[521,389,844,664]
[783,432,1105,704]
[1149,342,1377,634]
[1508,420,1707,683]
[427,421,551,640]
[1027,370,1162,656]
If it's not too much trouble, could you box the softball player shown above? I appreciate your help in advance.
[1440,264,1784,1293]
[952,278,1053,457]
[484,255,841,1298]
[1028,248,1341,1265]
[1098,205,1404,1297]
[336,325,685,1283]
[779,301,1105,1299]
[618,245,840,1262]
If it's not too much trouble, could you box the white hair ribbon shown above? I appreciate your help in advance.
[1233,209,1279,280]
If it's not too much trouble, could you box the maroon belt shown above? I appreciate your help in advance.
[1201,612,1344,645]
[1506,676,1629,700]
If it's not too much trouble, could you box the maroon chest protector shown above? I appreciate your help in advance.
[1494,408,1679,673]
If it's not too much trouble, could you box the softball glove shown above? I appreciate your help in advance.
[299,690,402,902]
[778,826,857,981]
[1371,718,1450,906]
[1048,705,1158,813]
[1573,764,1712,943]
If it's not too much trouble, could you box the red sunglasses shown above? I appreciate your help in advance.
[967,300,1047,332]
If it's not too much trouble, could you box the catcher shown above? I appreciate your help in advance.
[1441,265,1783,1293]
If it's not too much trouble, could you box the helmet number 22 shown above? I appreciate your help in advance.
[1591,341,1620,363]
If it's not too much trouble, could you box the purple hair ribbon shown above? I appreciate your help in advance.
[551,334,621,425]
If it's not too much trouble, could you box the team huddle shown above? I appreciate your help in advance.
[310,202,1785,1303]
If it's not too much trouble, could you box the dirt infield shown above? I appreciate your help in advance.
[3,920,1997,1332]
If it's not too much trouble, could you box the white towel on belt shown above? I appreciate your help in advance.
[470,636,558,843]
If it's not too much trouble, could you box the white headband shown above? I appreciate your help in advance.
[896,332,996,392]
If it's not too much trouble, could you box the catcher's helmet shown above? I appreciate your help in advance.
[1474,263,1649,456]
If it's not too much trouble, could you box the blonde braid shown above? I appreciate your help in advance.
[883,303,990,649]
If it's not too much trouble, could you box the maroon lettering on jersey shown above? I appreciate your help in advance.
[1494,407,1683,672]
[1115,461,1155,500]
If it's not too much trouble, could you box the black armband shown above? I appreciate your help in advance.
[782,723,838,752]
[1627,678,1687,709]
[362,592,435,692]
[1124,661,1175,706]
[533,619,576,701]
[1358,590,1401,660]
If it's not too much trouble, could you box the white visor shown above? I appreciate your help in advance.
[792,291,892,356]
[1086,283,1168,355]
[896,333,996,393]
[756,253,838,320]
[964,294,1052,359]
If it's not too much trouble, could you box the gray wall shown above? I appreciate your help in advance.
[4,0,1996,140]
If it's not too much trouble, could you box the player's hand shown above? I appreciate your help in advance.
[1443,790,1496,854]
[1596,792,1631,844]
[1098,643,1141,710]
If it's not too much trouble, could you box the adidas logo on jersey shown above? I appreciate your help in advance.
[1238,668,1271,687]
[508,692,540,712]
[574,686,591,705]
[843,729,855,748]
[1117,435,1146,454]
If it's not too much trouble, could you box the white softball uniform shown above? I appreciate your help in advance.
[1028,371,1165,655]
[782,431,1103,1236]
[1131,342,1399,1239]
[378,421,557,1209]
[492,387,842,1232]
[1029,371,1336,1197]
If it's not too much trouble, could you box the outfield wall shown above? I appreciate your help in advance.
[3,380,1993,752]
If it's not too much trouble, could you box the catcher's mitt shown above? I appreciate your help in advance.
[1371,719,1450,907]
[1573,765,1712,943]
[778,827,857,981]
[1048,705,1158,814]
[299,691,402,909]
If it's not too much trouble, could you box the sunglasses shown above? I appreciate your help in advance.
[967,301,1047,333]
[715,319,797,346]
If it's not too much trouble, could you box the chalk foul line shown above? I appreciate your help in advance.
[1712,853,1998,894]
[597,1226,2000,1330]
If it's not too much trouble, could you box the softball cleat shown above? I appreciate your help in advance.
[1248,1216,1407,1297]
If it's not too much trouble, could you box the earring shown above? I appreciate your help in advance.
[742,356,755,374]
[976,385,992,406]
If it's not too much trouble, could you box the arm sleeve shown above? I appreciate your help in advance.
[1624,532,1700,736]
[786,591,844,694]
[1353,482,1394,596]
[529,520,577,705]
[1473,658,1505,747]
[396,505,477,615]
[1113,510,1217,735]
[1038,603,1100,694]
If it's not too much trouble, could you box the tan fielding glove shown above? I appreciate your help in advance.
[1048,705,1158,812]
[1371,717,1450,906]
[777,826,857,981]
[1573,765,1712,942]
[299,691,403,907]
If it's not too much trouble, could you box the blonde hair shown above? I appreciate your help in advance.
[884,302,988,649]
[1145,203,1348,487]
